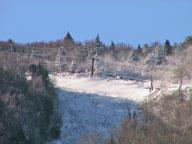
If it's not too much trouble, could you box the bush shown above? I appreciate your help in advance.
[78,91,192,144]
[0,62,62,144]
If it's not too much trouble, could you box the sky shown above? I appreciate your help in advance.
[0,0,192,47]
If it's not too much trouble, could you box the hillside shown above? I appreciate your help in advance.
[0,35,192,144]
[52,74,192,144]
[52,74,150,144]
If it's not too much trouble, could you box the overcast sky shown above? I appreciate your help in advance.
[0,0,192,47]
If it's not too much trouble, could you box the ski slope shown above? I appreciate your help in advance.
[52,74,151,144]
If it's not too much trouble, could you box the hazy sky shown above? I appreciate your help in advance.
[0,0,192,47]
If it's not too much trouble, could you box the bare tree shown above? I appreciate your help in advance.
[145,54,156,91]
[173,64,190,93]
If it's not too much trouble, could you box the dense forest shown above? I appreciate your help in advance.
[0,55,62,144]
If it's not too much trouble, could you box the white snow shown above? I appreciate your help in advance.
[51,74,151,144]
[54,75,150,102]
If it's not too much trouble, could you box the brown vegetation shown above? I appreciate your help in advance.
[78,90,192,144]
[0,55,62,144]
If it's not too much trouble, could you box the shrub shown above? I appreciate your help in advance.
[0,62,62,144]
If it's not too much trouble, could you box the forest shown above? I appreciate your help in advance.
[0,33,192,144]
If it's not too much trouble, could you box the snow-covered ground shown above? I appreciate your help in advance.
[51,74,152,144]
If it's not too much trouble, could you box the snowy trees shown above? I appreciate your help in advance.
[94,38,105,74]
[173,64,190,93]
[55,47,63,73]
[143,44,150,53]
[129,48,139,62]
[144,45,166,91]
[86,35,103,58]
[145,44,166,65]
[94,35,105,57]
[154,44,166,64]
[94,58,105,74]
[69,60,77,73]
[2,34,192,77]
[108,41,117,60]
[85,35,106,75]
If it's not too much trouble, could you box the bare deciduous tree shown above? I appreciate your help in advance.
[173,64,190,93]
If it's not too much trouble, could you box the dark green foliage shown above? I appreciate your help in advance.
[184,36,192,45]
[129,49,139,61]
[0,63,62,144]
[0,67,28,94]
[95,34,100,44]
[63,32,75,48]
[137,44,142,54]
[29,63,50,87]
[164,40,172,55]
[7,39,14,44]
[109,41,115,50]
[64,32,73,41]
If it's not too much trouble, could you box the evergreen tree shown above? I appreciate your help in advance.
[63,32,74,48]
[137,44,142,54]
[109,41,117,60]
[129,48,139,61]
[7,39,14,44]
[64,32,73,41]
[184,36,192,45]
[145,44,166,65]
[86,35,104,58]
[94,34,103,56]
[164,40,172,55]
[95,34,100,44]
[154,44,166,64]
[109,41,116,50]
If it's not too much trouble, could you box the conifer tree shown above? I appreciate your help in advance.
[109,41,116,50]
[91,34,103,57]
[184,36,192,45]
[109,41,117,60]
[63,32,74,48]
[7,39,14,44]
[137,44,142,54]
[64,32,73,41]
[164,40,172,55]
[95,34,100,44]
[145,44,166,65]
[154,45,166,65]
[155,44,166,64]
[129,48,139,61]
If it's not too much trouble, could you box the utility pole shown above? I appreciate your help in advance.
[90,57,99,77]
[91,58,95,77]
[85,42,101,77]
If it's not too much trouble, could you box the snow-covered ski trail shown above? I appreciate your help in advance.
[52,75,150,144]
